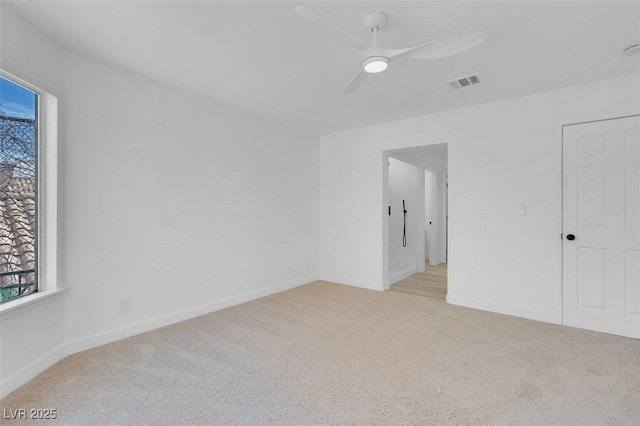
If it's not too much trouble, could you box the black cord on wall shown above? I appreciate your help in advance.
[403,199,407,247]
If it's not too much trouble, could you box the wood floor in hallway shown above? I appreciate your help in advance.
[390,263,447,300]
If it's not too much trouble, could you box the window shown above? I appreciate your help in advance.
[0,71,56,305]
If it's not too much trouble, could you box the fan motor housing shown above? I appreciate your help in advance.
[364,12,387,31]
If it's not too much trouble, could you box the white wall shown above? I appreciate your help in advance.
[319,73,640,324]
[60,51,319,347]
[0,5,67,399]
[1,6,319,397]
[387,157,421,282]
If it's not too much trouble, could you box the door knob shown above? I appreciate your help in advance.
[566,234,576,241]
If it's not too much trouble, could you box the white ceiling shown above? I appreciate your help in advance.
[6,1,640,135]
[391,143,447,172]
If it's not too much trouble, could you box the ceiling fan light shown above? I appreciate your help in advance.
[363,57,389,73]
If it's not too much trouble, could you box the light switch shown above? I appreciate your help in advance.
[519,203,526,216]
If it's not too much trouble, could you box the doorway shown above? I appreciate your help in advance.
[562,114,640,338]
[384,144,448,300]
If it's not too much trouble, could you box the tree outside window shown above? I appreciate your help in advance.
[0,76,38,303]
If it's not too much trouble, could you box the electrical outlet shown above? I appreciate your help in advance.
[118,297,129,313]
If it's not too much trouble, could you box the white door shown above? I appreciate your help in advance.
[424,170,433,261]
[563,115,640,338]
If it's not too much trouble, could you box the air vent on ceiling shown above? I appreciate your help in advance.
[446,73,480,90]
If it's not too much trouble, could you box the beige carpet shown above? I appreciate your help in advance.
[2,281,639,425]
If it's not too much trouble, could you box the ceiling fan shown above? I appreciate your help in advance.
[295,6,488,95]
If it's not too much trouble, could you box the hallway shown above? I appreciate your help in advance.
[390,263,447,300]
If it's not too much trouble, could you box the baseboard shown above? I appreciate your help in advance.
[446,294,561,325]
[1,343,66,399]
[66,275,317,355]
[318,274,383,291]
[389,266,417,285]
[1,275,316,399]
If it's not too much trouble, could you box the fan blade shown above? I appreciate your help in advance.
[295,6,366,50]
[386,31,488,60]
[343,68,367,95]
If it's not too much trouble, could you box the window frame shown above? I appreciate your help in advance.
[0,69,59,316]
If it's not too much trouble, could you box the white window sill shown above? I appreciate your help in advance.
[0,288,67,321]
